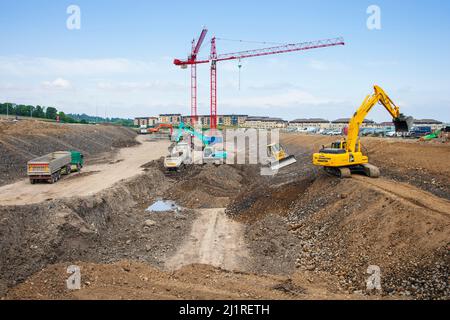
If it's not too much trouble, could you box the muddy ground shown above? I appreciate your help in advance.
[0,127,449,300]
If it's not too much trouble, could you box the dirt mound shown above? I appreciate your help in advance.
[237,171,449,299]
[2,132,449,300]
[163,164,260,209]
[0,167,197,296]
[0,120,137,186]
[4,260,356,300]
[282,134,450,199]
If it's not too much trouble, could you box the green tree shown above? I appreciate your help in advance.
[58,111,78,123]
[46,107,58,120]
[34,105,45,118]
[15,104,28,116]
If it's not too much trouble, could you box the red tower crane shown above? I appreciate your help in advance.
[175,36,345,129]
[178,28,208,124]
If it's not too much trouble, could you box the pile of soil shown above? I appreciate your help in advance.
[0,120,138,186]
[162,163,261,209]
[0,167,196,296]
[1,132,449,300]
[233,170,449,299]
[3,261,354,300]
[281,134,450,199]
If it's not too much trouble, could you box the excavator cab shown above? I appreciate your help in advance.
[319,141,347,154]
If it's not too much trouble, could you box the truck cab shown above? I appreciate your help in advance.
[70,151,84,172]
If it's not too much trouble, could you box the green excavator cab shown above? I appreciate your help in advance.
[393,114,414,132]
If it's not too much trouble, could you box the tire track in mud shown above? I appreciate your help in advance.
[165,208,250,272]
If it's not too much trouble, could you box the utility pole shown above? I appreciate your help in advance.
[7,103,16,119]
[30,106,33,119]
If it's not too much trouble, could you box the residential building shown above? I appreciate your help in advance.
[289,118,330,129]
[159,114,182,125]
[221,114,248,127]
[330,118,377,130]
[134,117,158,127]
[413,119,443,130]
[244,116,288,129]
[182,114,248,127]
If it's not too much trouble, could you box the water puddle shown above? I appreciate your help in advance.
[147,200,180,212]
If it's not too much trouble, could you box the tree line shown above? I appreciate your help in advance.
[0,103,62,120]
[0,102,133,126]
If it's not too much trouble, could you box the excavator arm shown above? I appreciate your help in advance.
[176,122,218,146]
[148,124,174,135]
[346,85,413,153]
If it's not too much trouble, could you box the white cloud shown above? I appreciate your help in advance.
[42,78,72,89]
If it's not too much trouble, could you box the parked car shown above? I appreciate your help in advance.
[409,126,432,139]
[385,131,397,137]
[329,130,342,136]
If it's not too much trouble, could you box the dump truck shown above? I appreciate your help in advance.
[27,151,84,184]
[164,142,191,172]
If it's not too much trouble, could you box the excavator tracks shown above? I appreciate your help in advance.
[324,164,380,179]
[362,163,380,178]
[324,167,351,178]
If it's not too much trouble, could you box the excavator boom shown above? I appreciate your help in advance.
[346,85,413,153]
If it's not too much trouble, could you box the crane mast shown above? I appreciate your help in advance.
[187,28,208,124]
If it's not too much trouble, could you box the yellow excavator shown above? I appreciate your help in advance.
[313,85,413,178]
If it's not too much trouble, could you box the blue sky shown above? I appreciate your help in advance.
[1,0,449,122]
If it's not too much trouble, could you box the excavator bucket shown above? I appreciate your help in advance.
[393,115,414,132]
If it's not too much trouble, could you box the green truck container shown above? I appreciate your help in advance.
[70,151,84,172]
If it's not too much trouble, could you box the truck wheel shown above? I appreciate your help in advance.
[30,179,36,185]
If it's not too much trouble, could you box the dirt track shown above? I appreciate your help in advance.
[0,135,170,206]
[165,208,250,272]
[352,176,450,216]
